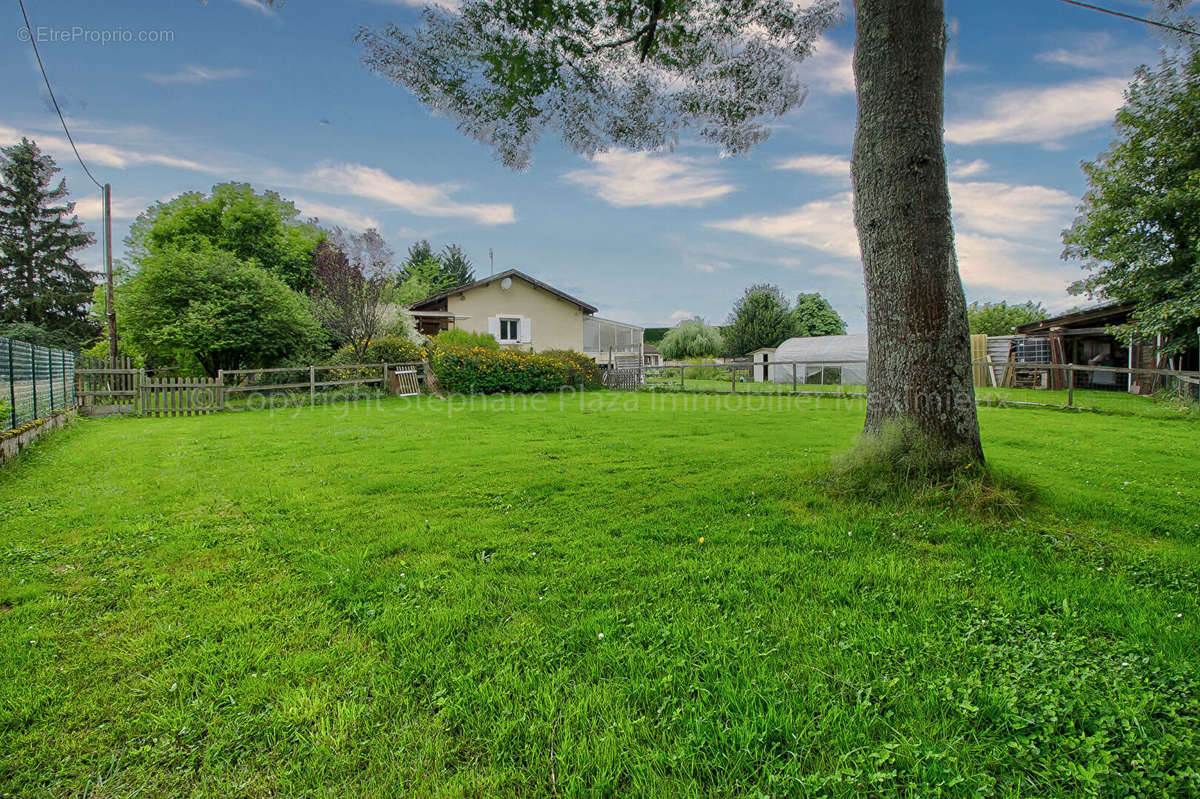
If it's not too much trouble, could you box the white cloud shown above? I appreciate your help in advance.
[950,180,1075,238]
[954,232,1073,294]
[73,195,147,222]
[949,159,989,178]
[562,150,736,208]
[1035,33,1154,72]
[373,0,463,10]
[0,124,219,173]
[946,77,1127,146]
[706,192,860,259]
[146,65,251,85]
[706,177,1080,296]
[231,0,277,16]
[306,162,515,225]
[773,153,850,180]
[666,309,699,325]
[294,198,380,231]
[801,37,855,94]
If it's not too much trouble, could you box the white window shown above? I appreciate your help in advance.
[499,317,520,342]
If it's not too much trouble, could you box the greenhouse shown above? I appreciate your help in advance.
[771,334,869,386]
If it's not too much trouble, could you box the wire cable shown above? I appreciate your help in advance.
[15,0,105,189]
[1058,0,1199,38]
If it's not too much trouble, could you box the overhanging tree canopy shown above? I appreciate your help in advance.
[357,0,840,169]
[1063,48,1200,355]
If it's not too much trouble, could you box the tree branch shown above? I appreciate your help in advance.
[590,23,651,51]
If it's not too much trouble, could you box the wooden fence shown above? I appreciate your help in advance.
[140,377,225,417]
[75,356,140,416]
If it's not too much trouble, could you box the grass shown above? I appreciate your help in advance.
[2,391,1199,797]
[643,376,1190,417]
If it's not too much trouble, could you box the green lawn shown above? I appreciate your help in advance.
[645,376,1191,417]
[2,392,1199,797]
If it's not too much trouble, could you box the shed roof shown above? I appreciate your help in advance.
[1014,302,1134,335]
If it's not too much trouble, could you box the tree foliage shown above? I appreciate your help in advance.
[723,287,845,354]
[119,248,324,376]
[1063,49,1200,355]
[659,318,723,360]
[440,244,475,287]
[126,183,323,291]
[401,239,478,294]
[724,284,794,356]
[312,227,398,358]
[0,138,96,346]
[791,292,846,337]
[965,300,1046,336]
[356,0,839,169]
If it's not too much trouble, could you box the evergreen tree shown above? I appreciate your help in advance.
[439,244,475,288]
[0,138,96,345]
[724,284,794,356]
[403,239,437,279]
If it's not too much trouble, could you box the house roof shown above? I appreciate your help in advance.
[1014,302,1134,335]
[643,344,660,354]
[407,268,599,314]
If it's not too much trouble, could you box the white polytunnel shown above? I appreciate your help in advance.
[771,334,869,385]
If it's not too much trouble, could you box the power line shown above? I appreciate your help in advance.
[15,0,105,189]
[1058,0,1200,38]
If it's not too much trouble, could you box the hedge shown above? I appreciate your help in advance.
[430,347,587,394]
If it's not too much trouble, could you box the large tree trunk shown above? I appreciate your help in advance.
[851,0,983,464]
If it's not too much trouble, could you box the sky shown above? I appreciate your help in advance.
[0,0,1174,331]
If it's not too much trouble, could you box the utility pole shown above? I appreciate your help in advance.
[489,247,494,276]
[103,183,118,361]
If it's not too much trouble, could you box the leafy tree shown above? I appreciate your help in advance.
[119,248,323,376]
[724,284,794,356]
[659,319,723,360]
[311,227,398,358]
[356,0,987,468]
[966,301,1046,336]
[0,322,79,350]
[1063,49,1200,355]
[791,293,846,338]
[440,244,475,288]
[404,255,448,294]
[357,0,840,169]
[0,138,96,346]
[126,183,323,291]
[389,274,436,307]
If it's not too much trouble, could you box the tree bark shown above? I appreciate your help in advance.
[851,0,983,463]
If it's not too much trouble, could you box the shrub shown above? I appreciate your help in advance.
[681,357,727,381]
[542,349,603,388]
[366,336,424,364]
[432,328,499,351]
[431,347,573,394]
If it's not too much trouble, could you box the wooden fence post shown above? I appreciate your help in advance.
[309,365,316,405]
[792,362,798,392]
[1067,364,1074,407]
[730,363,736,392]
[679,364,684,389]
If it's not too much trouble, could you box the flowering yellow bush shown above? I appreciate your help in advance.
[431,346,584,394]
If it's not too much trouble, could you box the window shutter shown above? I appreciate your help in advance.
[487,316,501,340]
[519,318,532,344]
